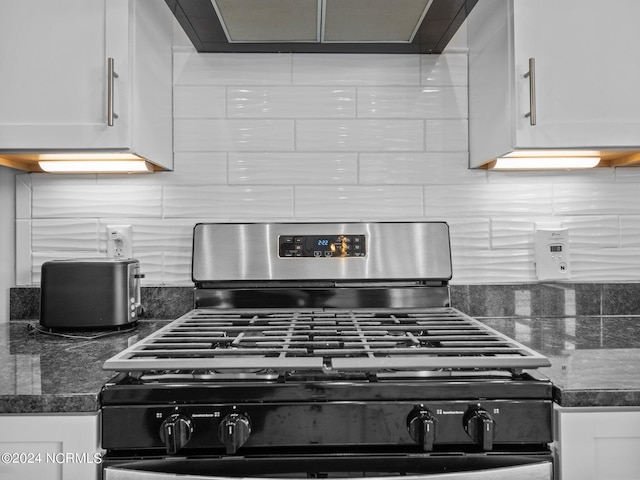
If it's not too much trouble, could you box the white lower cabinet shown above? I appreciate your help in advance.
[0,413,100,480]
[554,406,640,480]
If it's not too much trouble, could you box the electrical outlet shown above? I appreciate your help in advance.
[106,225,133,258]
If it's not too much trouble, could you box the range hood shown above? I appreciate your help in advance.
[164,0,478,53]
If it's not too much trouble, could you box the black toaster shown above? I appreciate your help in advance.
[40,258,143,329]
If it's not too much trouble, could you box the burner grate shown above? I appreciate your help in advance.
[103,307,550,372]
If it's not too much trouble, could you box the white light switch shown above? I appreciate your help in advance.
[534,227,570,280]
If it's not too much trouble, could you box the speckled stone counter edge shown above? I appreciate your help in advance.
[0,394,98,414]
[554,389,640,408]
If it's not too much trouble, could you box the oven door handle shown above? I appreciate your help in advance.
[104,460,552,480]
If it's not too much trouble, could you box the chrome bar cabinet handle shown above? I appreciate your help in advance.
[107,57,119,126]
[524,57,536,126]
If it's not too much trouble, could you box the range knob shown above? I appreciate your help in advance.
[407,406,437,451]
[218,412,251,454]
[463,405,495,451]
[159,413,194,454]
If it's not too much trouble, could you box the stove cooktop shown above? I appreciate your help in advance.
[103,307,550,374]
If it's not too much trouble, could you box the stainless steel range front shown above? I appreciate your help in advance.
[100,222,553,480]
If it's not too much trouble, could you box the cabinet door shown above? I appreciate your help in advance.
[556,408,640,480]
[0,414,100,480]
[513,0,640,149]
[0,0,130,149]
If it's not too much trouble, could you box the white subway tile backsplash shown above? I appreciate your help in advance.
[174,85,226,118]
[445,218,491,250]
[15,174,32,220]
[297,119,424,151]
[164,186,293,218]
[450,249,535,284]
[27,173,98,186]
[32,185,162,218]
[229,153,357,185]
[491,219,536,250]
[174,52,292,86]
[359,152,481,185]
[295,186,423,218]
[488,168,615,185]
[425,119,468,151]
[293,54,420,85]
[359,153,430,184]
[15,220,31,286]
[407,152,480,184]
[562,216,620,247]
[228,87,356,118]
[621,216,640,247]
[421,54,468,86]
[357,86,467,119]
[615,166,640,182]
[163,251,193,285]
[32,220,99,252]
[175,119,295,152]
[162,153,228,185]
[569,247,640,281]
[424,185,553,218]
[553,183,640,215]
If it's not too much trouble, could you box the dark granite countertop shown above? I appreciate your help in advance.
[482,316,640,408]
[3,314,640,413]
[1,319,168,413]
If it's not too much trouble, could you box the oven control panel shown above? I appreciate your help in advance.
[278,234,366,258]
[101,399,553,453]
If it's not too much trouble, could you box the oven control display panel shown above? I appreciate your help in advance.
[279,235,366,258]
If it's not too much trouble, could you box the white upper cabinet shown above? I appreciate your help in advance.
[0,0,174,170]
[467,0,640,168]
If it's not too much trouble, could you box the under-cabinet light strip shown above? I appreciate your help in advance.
[491,157,601,170]
[39,160,153,173]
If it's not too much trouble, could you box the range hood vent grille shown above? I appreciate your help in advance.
[212,0,433,44]
[213,0,321,43]
[165,0,479,53]
[323,0,431,43]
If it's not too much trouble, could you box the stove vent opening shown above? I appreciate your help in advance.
[212,0,433,44]
[213,0,320,42]
[164,0,479,53]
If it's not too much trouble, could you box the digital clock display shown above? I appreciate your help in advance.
[278,234,366,258]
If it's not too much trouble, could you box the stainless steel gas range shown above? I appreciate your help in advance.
[100,222,553,480]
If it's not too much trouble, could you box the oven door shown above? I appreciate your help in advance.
[103,454,552,480]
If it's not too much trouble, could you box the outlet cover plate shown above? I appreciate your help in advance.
[106,224,133,258]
